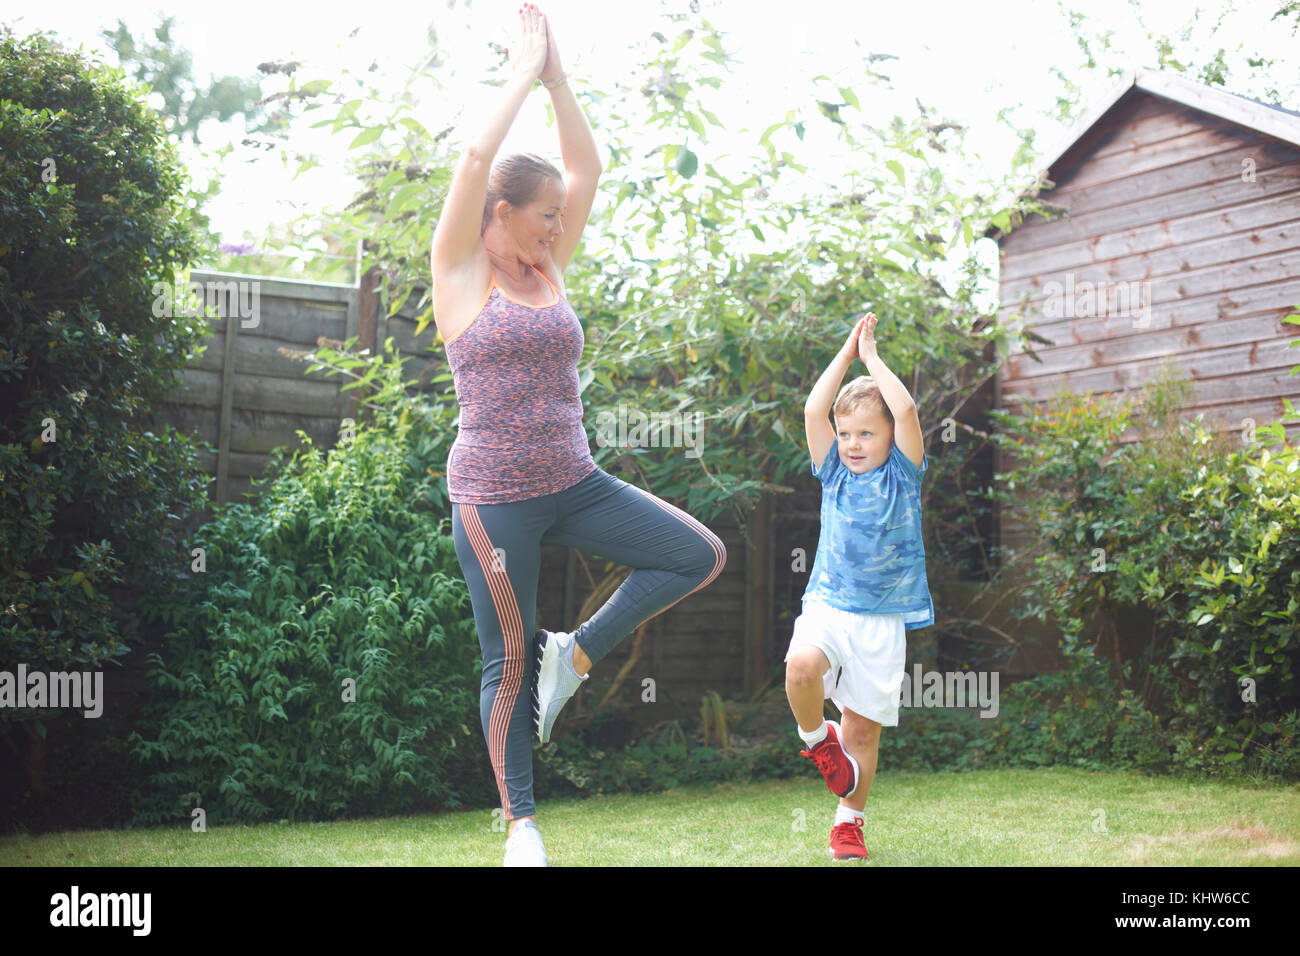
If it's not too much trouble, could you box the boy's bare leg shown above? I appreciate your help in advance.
[785,646,832,732]
[837,707,882,813]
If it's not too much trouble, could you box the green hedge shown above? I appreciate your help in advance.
[129,345,496,824]
[1,29,210,824]
[984,373,1300,776]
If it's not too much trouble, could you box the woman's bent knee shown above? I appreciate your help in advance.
[690,531,726,579]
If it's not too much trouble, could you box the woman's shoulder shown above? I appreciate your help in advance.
[433,243,492,297]
[432,245,493,343]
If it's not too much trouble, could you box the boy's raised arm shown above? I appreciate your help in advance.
[804,317,866,469]
[857,314,924,469]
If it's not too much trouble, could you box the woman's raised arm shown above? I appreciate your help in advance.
[536,7,602,274]
[431,6,549,273]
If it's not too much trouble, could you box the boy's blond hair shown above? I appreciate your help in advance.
[834,376,894,426]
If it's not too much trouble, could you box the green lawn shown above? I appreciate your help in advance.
[4,768,1298,866]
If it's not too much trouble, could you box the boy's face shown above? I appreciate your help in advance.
[834,405,893,474]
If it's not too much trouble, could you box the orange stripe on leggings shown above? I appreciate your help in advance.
[459,504,526,819]
[627,486,727,624]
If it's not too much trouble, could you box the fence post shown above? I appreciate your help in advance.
[355,265,382,426]
[216,309,239,505]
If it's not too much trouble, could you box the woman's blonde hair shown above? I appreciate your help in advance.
[480,152,564,235]
[834,376,893,425]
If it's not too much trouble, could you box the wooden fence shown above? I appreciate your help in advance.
[149,268,373,507]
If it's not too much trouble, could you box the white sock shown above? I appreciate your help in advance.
[835,805,864,827]
[798,719,828,748]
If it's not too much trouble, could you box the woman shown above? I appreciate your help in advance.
[430,3,727,867]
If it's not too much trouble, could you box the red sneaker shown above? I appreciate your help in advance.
[829,820,869,861]
[799,720,860,798]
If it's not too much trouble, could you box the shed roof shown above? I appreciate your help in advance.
[987,68,1300,241]
[1039,67,1300,180]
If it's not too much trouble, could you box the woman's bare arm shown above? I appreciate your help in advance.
[431,7,548,273]
[536,9,601,274]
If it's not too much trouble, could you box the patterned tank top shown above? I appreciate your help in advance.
[442,264,597,504]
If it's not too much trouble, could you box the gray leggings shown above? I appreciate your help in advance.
[451,465,727,820]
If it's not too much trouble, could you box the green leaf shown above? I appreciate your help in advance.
[348,126,384,150]
[885,160,905,187]
[398,116,428,137]
[675,146,699,179]
[758,121,783,149]
[378,168,407,190]
[387,182,426,217]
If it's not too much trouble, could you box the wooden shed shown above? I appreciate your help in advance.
[979,69,1300,674]
[993,67,1300,474]
[993,70,1300,554]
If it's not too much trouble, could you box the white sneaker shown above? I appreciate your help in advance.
[503,819,547,867]
[534,629,587,744]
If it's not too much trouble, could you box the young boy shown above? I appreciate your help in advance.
[786,312,933,861]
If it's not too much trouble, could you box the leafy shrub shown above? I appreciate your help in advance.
[985,371,1300,777]
[129,343,493,824]
[0,29,210,807]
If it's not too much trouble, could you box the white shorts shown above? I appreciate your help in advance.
[784,600,907,726]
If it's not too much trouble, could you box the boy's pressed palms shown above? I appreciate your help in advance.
[857,312,879,363]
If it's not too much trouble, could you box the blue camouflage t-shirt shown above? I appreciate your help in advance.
[802,438,934,628]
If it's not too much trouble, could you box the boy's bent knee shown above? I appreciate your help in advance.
[785,646,829,684]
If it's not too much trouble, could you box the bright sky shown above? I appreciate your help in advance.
[6,0,1296,274]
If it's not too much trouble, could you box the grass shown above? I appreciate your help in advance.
[3,768,1299,866]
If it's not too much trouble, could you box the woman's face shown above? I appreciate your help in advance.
[834,404,894,474]
[508,177,567,263]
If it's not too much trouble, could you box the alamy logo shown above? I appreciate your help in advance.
[49,886,150,936]
[0,664,103,718]
[1041,274,1151,327]
[152,278,261,328]
[899,666,1000,718]
[593,403,704,459]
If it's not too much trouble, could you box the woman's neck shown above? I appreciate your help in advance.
[484,238,529,284]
